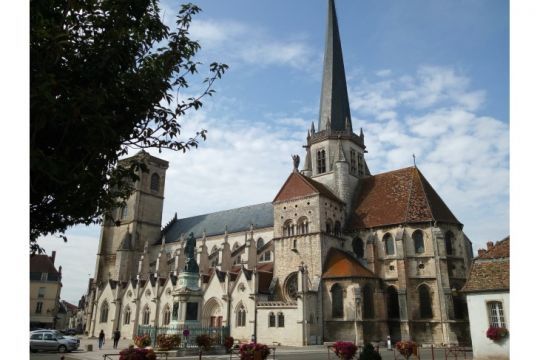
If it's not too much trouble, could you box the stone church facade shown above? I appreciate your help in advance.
[85,0,473,346]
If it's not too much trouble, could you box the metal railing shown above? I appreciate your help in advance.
[102,352,169,360]
[136,324,230,348]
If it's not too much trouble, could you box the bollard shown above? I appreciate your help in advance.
[86,344,93,351]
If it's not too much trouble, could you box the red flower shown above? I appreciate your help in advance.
[332,341,358,360]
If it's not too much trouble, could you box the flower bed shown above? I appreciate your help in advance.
[331,341,358,360]
[224,336,234,353]
[239,342,271,360]
[486,326,509,341]
[395,341,418,359]
[196,334,213,351]
[156,334,181,350]
[133,334,151,348]
[119,345,156,360]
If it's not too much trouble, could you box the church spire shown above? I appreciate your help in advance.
[318,0,352,133]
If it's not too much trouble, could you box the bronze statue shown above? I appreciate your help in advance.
[184,232,199,273]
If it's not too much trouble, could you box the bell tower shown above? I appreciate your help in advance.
[93,150,169,285]
[302,0,369,217]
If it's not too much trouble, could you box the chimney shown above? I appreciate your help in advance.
[477,249,487,256]
[50,251,56,264]
[487,241,494,250]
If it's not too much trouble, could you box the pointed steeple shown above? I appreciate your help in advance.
[318,0,352,132]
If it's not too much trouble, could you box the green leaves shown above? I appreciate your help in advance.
[30,0,227,251]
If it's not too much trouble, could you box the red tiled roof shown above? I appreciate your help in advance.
[349,167,461,229]
[273,171,343,204]
[322,248,376,279]
[30,254,59,275]
[461,237,510,293]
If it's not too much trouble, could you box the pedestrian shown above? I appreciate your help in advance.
[113,328,121,349]
[387,335,392,350]
[98,329,105,349]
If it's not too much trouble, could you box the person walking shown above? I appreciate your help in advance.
[98,329,105,350]
[113,328,121,349]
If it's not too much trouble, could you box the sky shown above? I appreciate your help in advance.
[36,0,510,305]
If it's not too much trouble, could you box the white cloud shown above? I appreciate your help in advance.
[375,69,392,77]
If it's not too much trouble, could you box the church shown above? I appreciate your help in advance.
[85,0,473,346]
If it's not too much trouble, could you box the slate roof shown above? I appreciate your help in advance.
[162,202,274,244]
[349,167,461,229]
[322,248,376,279]
[30,254,60,276]
[461,237,510,293]
[273,170,343,204]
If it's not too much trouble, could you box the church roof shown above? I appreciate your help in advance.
[461,237,509,293]
[322,248,376,279]
[273,170,343,204]
[349,167,461,229]
[318,0,352,132]
[162,202,274,244]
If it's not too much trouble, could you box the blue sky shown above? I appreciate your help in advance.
[38,0,509,304]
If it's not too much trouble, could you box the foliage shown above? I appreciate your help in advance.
[486,326,509,341]
[133,334,151,348]
[30,0,227,251]
[119,345,156,360]
[195,334,213,350]
[358,343,382,360]
[239,342,271,360]
[331,341,358,360]
[395,341,417,359]
[224,336,234,352]
[156,334,181,350]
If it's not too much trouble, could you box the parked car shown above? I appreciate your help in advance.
[30,330,80,353]
[61,328,77,336]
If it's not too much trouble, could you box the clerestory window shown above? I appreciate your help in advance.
[316,149,326,174]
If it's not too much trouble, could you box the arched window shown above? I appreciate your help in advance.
[317,149,326,174]
[325,219,333,234]
[268,312,276,327]
[100,301,109,323]
[362,284,374,319]
[350,149,357,174]
[142,305,151,325]
[445,231,455,256]
[150,173,160,192]
[256,238,264,249]
[120,206,128,220]
[334,221,341,236]
[123,306,131,325]
[162,305,171,325]
[387,286,400,319]
[284,272,298,301]
[353,237,364,258]
[298,217,309,234]
[283,220,294,237]
[418,284,433,319]
[277,312,285,327]
[413,230,425,254]
[383,233,395,256]
[487,301,505,327]
[358,154,364,175]
[331,283,344,318]
[236,304,246,327]
[452,294,467,320]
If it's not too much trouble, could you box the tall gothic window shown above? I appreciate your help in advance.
[413,230,425,254]
[257,238,264,249]
[418,284,433,319]
[387,286,400,319]
[120,206,128,219]
[445,231,455,256]
[284,220,294,237]
[150,173,160,192]
[100,301,109,323]
[353,237,364,258]
[350,149,357,174]
[142,305,151,325]
[487,301,505,327]
[123,306,131,325]
[162,305,171,325]
[236,304,246,327]
[383,233,395,255]
[358,154,364,175]
[316,149,326,174]
[268,312,276,327]
[277,312,285,327]
[362,284,374,319]
[331,283,344,318]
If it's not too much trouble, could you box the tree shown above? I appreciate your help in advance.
[30,0,227,252]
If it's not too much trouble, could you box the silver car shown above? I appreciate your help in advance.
[30,330,79,353]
